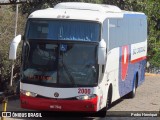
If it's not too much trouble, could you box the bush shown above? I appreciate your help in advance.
[0,5,26,92]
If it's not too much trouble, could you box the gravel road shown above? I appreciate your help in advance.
[108,75,160,111]
[105,75,160,119]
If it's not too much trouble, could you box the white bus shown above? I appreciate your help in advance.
[9,2,147,116]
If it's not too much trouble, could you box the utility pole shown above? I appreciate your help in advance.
[10,0,19,86]
[14,0,19,37]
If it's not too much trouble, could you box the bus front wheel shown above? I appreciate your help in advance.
[107,86,112,109]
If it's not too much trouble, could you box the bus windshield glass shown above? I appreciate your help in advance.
[26,19,100,42]
[23,42,98,87]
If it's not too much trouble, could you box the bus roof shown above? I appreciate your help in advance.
[28,2,145,22]
[54,2,122,13]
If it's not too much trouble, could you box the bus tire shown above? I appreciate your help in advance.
[107,85,112,109]
[98,85,112,117]
[127,75,137,98]
[98,107,106,117]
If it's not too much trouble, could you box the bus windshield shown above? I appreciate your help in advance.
[23,42,98,87]
[26,19,100,42]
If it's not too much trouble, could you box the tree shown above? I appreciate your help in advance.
[143,0,160,67]
[0,5,26,91]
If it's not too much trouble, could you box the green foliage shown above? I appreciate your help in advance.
[0,7,14,83]
[0,6,26,85]
[144,1,160,67]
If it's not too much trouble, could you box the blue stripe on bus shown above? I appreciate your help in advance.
[118,45,146,97]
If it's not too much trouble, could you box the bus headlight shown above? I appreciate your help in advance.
[76,94,96,100]
[20,90,37,97]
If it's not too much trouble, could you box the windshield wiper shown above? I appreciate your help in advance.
[23,41,30,68]
[61,61,77,87]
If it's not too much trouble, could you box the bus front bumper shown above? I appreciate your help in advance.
[20,94,98,112]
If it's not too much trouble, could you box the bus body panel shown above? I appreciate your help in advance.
[101,13,147,102]
[21,94,98,112]
[20,83,104,111]
[21,83,96,99]
[105,47,120,102]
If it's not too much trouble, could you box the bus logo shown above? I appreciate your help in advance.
[60,44,67,51]
[54,92,59,97]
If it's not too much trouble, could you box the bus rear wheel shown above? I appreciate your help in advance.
[127,76,137,98]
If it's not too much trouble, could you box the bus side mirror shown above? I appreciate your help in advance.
[9,35,22,60]
[98,39,106,65]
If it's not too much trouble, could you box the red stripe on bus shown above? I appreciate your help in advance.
[121,45,129,81]
[130,56,146,64]
[20,94,98,112]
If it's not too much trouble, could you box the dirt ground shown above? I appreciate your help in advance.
[107,75,160,118]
